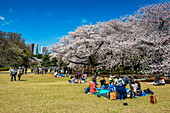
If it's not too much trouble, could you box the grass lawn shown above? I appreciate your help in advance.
[0,73,170,113]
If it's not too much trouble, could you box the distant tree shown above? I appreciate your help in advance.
[0,42,27,67]
[60,59,68,67]
[34,61,39,67]
[51,57,58,66]
[41,54,50,66]
[0,30,31,67]
[34,54,43,59]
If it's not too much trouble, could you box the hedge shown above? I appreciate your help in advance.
[0,67,10,71]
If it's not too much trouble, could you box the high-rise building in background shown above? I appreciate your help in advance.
[28,43,35,53]
[33,44,39,55]
[41,46,48,55]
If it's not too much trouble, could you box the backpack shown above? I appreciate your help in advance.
[144,88,154,94]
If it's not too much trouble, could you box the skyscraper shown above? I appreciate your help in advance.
[33,44,39,55]
[28,43,35,53]
[41,46,48,55]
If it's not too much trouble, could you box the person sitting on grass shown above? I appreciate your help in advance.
[127,76,135,98]
[71,77,76,84]
[100,77,106,87]
[114,74,125,100]
[160,78,165,85]
[108,81,115,92]
[89,78,99,94]
[131,80,142,96]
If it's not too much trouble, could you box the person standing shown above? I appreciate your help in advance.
[37,67,39,74]
[41,67,44,75]
[31,66,33,73]
[109,75,114,84]
[50,67,52,72]
[82,68,85,74]
[10,67,17,81]
[97,67,101,77]
[17,67,22,81]
[111,68,114,75]
[114,74,125,100]
[86,67,89,76]
[25,67,27,74]
[45,67,48,74]
[22,66,25,75]
[92,68,95,76]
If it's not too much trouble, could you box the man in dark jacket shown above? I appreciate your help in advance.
[100,77,106,87]
[122,75,134,98]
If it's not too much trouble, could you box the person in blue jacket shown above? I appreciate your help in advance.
[108,81,114,92]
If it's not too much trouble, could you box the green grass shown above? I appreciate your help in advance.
[0,73,170,113]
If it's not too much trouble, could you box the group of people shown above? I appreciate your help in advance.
[32,66,49,74]
[154,75,165,86]
[86,74,142,100]
[10,66,27,81]
[69,73,87,84]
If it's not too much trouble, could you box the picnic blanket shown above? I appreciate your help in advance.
[89,88,147,99]
[92,88,110,95]
[59,74,69,77]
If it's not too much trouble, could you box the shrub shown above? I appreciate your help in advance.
[0,67,10,71]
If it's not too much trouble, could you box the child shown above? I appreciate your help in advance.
[108,81,115,92]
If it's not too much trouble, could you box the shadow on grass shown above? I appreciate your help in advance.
[19,80,28,81]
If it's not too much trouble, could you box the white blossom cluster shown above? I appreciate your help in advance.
[50,2,169,75]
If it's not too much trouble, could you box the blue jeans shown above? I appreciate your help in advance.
[116,86,124,100]
[118,92,124,100]
[18,73,21,81]
[11,73,16,81]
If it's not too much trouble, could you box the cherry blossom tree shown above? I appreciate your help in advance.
[50,2,169,75]
[132,2,170,75]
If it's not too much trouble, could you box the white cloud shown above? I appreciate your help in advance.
[0,16,5,20]
[0,16,12,26]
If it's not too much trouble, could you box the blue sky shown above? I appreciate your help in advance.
[0,0,163,50]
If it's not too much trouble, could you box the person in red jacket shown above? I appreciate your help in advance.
[89,78,99,94]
